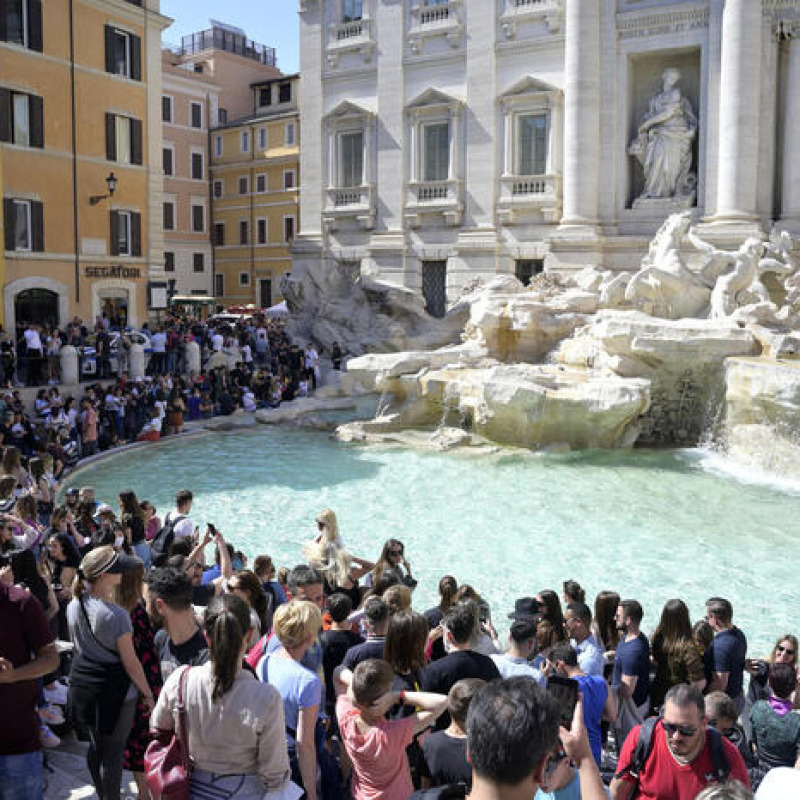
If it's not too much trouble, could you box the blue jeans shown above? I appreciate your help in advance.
[0,750,43,800]
[132,540,151,569]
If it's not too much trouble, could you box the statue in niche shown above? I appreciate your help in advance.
[629,68,698,201]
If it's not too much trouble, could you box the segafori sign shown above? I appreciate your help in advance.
[85,266,141,279]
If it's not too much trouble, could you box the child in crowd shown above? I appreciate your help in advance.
[336,658,448,800]
[705,691,756,768]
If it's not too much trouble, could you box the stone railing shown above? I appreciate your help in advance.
[327,17,375,67]
[497,173,562,223]
[500,0,563,38]
[408,0,463,53]
[334,19,364,40]
[405,179,463,226]
[323,185,375,230]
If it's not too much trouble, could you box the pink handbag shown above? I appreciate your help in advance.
[144,666,192,800]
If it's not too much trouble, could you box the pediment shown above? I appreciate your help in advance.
[323,100,375,121]
[405,87,463,110]
[500,75,561,98]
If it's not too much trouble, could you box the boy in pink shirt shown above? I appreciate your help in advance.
[336,659,448,800]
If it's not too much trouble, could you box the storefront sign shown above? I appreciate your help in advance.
[85,265,141,279]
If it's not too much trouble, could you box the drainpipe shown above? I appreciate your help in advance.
[69,0,80,305]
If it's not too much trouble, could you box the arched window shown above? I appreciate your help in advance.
[14,288,59,329]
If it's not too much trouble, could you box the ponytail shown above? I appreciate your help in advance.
[204,594,251,701]
[72,568,87,599]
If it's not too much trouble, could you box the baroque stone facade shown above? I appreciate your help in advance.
[294,0,800,314]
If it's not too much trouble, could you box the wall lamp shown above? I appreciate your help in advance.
[89,172,118,205]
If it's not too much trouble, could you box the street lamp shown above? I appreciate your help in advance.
[89,172,118,205]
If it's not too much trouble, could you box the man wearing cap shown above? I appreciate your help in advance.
[491,618,542,681]
[0,565,60,798]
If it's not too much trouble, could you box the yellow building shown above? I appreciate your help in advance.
[210,74,299,309]
[0,0,169,331]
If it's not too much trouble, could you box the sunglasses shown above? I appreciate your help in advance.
[777,645,795,656]
[389,549,403,556]
[662,721,697,738]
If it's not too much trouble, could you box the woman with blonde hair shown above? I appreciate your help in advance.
[2,445,27,487]
[66,547,153,800]
[385,583,413,617]
[746,633,800,705]
[151,594,290,799]
[257,599,323,800]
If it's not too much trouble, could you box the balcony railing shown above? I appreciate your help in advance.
[335,19,364,40]
[500,0,563,37]
[327,16,375,66]
[324,186,375,229]
[420,4,451,24]
[406,179,462,226]
[408,0,463,53]
[177,27,276,66]
[498,173,562,222]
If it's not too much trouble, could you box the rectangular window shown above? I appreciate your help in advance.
[340,131,363,188]
[518,114,547,176]
[215,273,224,296]
[117,210,131,255]
[105,26,141,80]
[257,218,267,245]
[214,135,222,157]
[259,86,271,107]
[279,82,291,103]
[13,199,32,250]
[191,203,204,232]
[240,272,250,287]
[164,251,175,272]
[259,128,267,149]
[105,113,142,165]
[238,176,249,195]
[256,174,267,193]
[110,209,140,256]
[2,0,43,51]
[213,180,223,199]
[239,220,248,245]
[191,152,204,180]
[3,197,43,252]
[422,260,447,318]
[283,170,295,190]
[190,102,202,129]
[284,216,294,243]
[163,201,175,231]
[218,108,228,125]
[241,131,249,153]
[342,0,362,22]
[163,147,173,176]
[214,222,225,246]
[0,90,42,148]
[12,92,30,146]
[115,115,131,165]
[285,122,296,146]
[162,96,172,123]
[193,253,205,272]
[423,122,449,182]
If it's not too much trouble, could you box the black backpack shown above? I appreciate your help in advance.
[150,512,186,568]
[615,716,730,795]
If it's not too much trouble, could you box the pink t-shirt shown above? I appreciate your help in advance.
[336,694,415,800]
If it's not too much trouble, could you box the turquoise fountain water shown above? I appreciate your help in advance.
[66,428,800,657]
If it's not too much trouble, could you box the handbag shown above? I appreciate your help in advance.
[145,666,192,800]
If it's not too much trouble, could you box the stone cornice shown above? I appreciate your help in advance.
[616,4,709,40]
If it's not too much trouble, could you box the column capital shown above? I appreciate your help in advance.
[774,18,800,40]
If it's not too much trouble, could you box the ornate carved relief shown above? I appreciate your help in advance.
[617,7,709,40]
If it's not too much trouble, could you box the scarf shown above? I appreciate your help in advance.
[768,695,793,716]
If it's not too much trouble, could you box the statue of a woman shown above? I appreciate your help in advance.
[629,68,697,200]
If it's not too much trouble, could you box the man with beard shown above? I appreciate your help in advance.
[612,599,651,748]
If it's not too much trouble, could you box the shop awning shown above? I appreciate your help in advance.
[169,295,217,305]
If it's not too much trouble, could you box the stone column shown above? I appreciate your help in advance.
[60,346,79,386]
[559,0,601,229]
[714,0,763,224]
[780,28,800,229]
[130,344,145,380]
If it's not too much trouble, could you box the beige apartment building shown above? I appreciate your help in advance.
[210,74,299,309]
[161,49,220,300]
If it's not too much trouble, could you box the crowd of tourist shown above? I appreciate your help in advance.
[0,314,332,470]
[1,471,797,800]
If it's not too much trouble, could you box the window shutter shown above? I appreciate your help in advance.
[0,4,8,43]
[3,199,16,251]
[109,210,119,256]
[27,0,43,52]
[131,212,141,256]
[104,26,115,74]
[31,201,44,251]
[0,89,12,143]
[131,118,143,165]
[29,95,44,148]
[130,35,142,81]
[105,113,116,161]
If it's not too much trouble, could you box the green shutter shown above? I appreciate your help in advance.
[29,94,43,148]
[3,198,16,251]
[131,212,141,256]
[131,118,143,165]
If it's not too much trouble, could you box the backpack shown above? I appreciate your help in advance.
[615,716,730,795]
[150,512,186,568]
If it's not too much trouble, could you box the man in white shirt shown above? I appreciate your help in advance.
[564,601,606,677]
[166,489,195,540]
[24,324,44,386]
[490,619,543,681]
[211,331,224,352]
[151,329,167,375]
[304,343,319,390]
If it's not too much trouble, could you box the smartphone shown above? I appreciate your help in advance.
[547,675,578,728]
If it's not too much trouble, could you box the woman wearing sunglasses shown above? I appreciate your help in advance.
[746,634,799,706]
[368,539,417,590]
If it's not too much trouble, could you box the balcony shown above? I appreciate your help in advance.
[408,1,463,54]
[405,179,463,227]
[499,0,564,39]
[323,185,375,231]
[327,16,375,67]
[497,174,562,223]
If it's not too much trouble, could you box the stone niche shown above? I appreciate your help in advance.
[626,49,702,211]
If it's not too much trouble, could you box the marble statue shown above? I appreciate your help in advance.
[629,68,698,201]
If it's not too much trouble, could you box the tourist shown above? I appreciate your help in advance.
[467,678,608,800]
[612,599,651,748]
[225,570,270,637]
[320,593,363,718]
[0,556,59,798]
[754,766,800,798]
[695,784,753,800]
[421,600,501,730]
[145,566,209,680]
[140,500,161,543]
[257,599,323,800]
[536,589,567,650]
[253,554,287,612]
[563,579,586,606]
[369,538,416,589]
[611,684,750,799]
[546,642,616,766]
[383,611,430,736]
[341,595,390,670]
[424,576,458,662]
[650,598,706,711]
[564,601,606,677]
[749,663,800,788]
[164,489,195,541]
[420,678,483,790]
[151,594,291,798]
[490,618,542,680]
[119,490,149,568]
[705,691,756,770]
[704,597,748,713]
[66,547,153,800]
[336,658,448,800]
[746,634,799,704]
[80,398,99,456]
